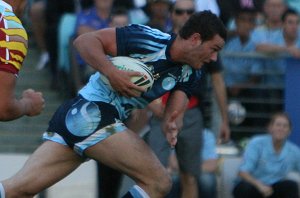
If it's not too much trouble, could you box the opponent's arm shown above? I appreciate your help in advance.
[73,28,144,97]
[162,90,188,147]
[211,71,230,142]
[0,71,44,121]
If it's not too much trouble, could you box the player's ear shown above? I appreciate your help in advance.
[190,33,202,45]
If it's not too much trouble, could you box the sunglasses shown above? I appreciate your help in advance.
[174,8,195,16]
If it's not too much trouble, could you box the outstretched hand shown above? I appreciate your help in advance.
[162,110,180,148]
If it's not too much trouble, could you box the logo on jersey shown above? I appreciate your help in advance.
[180,65,193,82]
[162,76,176,90]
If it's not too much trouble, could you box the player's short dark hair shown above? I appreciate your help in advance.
[178,10,227,42]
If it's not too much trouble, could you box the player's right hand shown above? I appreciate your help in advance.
[107,69,146,98]
[22,89,45,116]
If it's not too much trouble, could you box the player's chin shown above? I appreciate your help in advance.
[191,62,204,69]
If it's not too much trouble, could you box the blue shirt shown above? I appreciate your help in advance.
[202,129,218,161]
[221,37,263,87]
[250,26,286,87]
[75,7,110,66]
[79,24,200,120]
[239,134,300,185]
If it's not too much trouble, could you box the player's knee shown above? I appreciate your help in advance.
[152,169,172,196]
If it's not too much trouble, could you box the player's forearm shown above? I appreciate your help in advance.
[163,90,188,128]
[73,29,117,77]
[0,98,31,121]
[212,73,228,123]
[256,44,287,54]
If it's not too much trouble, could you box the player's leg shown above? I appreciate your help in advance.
[176,108,203,198]
[1,141,83,198]
[84,129,172,198]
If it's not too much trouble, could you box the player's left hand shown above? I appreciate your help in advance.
[218,121,231,144]
[162,111,180,148]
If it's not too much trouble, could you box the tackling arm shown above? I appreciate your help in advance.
[0,72,44,121]
[162,90,188,147]
[211,71,230,142]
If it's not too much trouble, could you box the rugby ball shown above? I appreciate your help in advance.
[100,56,154,92]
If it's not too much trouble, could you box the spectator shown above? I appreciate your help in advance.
[45,0,77,89]
[251,0,287,87]
[253,8,300,59]
[221,6,263,98]
[29,0,49,70]
[167,128,219,198]
[72,0,114,90]
[113,0,148,24]
[145,0,172,32]
[0,0,45,121]
[233,112,300,198]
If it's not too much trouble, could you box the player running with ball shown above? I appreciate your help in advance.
[0,11,226,198]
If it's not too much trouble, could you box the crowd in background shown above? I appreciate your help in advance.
[22,0,300,197]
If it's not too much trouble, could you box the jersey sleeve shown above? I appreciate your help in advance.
[0,9,28,75]
[173,67,202,98]
[116,24,171,56]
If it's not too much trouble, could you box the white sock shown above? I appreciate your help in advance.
[0,183,5,198]
[131,185,150,198]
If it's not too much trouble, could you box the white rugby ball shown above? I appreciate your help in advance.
[100,56,154,92]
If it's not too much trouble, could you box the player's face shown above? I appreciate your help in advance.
[187,34,225,69]
[269,116,291,142]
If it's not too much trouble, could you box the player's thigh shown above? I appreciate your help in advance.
[4,141,83,194]
[85,129,166,183]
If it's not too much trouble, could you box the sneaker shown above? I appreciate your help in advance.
[36,52,49,70]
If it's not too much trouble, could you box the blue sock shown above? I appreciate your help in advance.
[122,185,149,198]
[0,183,5,198]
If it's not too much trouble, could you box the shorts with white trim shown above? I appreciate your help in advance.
[43,95,127,156]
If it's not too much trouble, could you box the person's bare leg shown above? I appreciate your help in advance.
[85,129,172,198]
[180,172,198,198]
[2,141,83,198]
[30,1,47,52]
[30,1,49,70]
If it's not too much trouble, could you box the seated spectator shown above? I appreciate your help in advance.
[233,112,300,198]
[166,129,219,198]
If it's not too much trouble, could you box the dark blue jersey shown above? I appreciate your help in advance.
[79,24,201,119]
